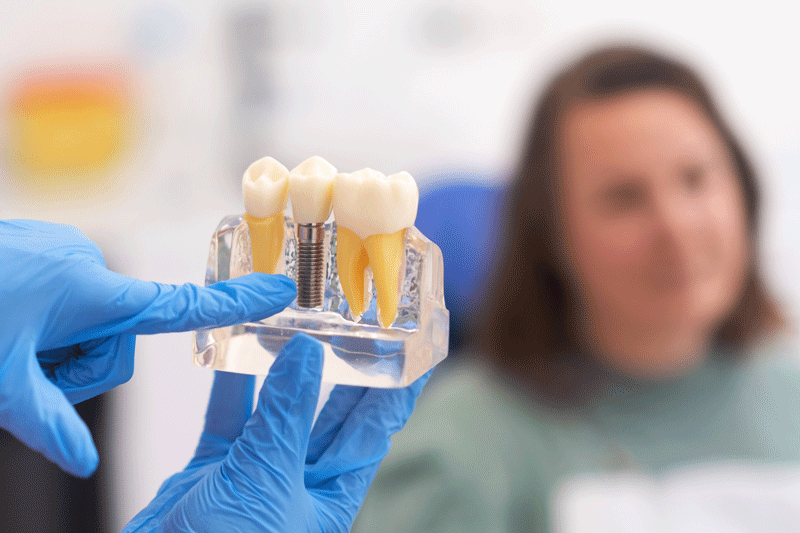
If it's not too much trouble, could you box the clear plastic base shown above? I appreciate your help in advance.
[193,215,449,387]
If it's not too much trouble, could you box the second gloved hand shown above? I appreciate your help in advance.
[124,333,431,533]
[0,220,296,478]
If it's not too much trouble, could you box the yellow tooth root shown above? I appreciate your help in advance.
[336,226,370,317]
[243,212,285,274]
[364,229,406,329]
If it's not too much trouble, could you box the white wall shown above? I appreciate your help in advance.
[0,0,798,528]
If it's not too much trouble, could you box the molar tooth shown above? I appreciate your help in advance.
[242,156,290,274]
[333,169,419,327]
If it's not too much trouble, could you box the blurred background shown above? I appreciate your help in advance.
[0,0,797,530]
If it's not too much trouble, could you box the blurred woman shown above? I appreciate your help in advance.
[353,45,797,532]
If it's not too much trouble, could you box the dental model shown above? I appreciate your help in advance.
[333,169,419,328]
[242,157,290,274]
[289,156,337,308]
[195,160,448,385]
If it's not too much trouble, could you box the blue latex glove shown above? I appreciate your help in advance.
[0,219,297,477]
[124,333,432,532]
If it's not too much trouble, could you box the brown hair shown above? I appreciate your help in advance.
[480,45,785,401]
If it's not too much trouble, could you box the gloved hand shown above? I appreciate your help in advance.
[124,333,431,533]
[0,219,296,477]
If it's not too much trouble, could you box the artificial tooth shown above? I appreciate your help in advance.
[289,156,338,308]
[333,169,419,327]
[289,156,337,224]
[242,156,290,274]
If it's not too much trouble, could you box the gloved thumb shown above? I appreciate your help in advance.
[0,341,99,478]
[223,334,323,482]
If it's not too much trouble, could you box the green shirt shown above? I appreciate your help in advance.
[353,339,800,532]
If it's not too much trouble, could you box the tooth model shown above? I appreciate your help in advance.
[194,158,448,388]
[242,157,290,274]
[289,156,337,308]
[333,169,419,328]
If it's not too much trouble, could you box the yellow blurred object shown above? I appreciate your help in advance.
[5,64,132,195]
[243,211,285,275]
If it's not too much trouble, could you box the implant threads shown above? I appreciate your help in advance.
[296,223,326,308]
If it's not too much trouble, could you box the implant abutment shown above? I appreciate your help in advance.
[296,222,326,309]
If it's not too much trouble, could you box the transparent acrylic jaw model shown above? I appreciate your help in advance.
[193,215,449,387]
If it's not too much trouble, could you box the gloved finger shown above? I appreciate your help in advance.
[304,368,433,488]
[222,334,323,486]
[310,462,386,529]
[50,265,296,348]
[190,371,256,465]
[304,369,433,527]
[40,334,136,405]
[306,385,368,463]
[0,341,99,478]
[309,335,411,461]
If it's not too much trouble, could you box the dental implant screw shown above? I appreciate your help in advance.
[296,223,326,309]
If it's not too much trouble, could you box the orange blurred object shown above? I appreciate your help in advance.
[4,62,133,195]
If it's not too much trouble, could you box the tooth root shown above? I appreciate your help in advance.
[336,225,370,317]
[244,212,285,274]
[364,229,406,328]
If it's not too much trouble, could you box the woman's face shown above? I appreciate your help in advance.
[559,89,749,378]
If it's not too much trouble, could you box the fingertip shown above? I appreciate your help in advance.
[55,412,100,478]
[247,272,297,295]
[410,368,435,394]
[223,273,297,321]
[273,273,297,292]
[285,331,322,352]
[71,445,100,478]
[266,333,324,385]
[353,366,434,437]
[44,410,100,478]
[258,333,325,413]
[21,365,102,479]
[181,274,294,327]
